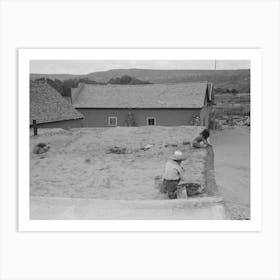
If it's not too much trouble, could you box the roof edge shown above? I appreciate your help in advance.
[30,116,84,125]
[81,81,210,87]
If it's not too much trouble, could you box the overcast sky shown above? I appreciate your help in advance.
[30,60,250,74]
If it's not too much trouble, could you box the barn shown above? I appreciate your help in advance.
[30,80,84,129]
[70,82,213,128]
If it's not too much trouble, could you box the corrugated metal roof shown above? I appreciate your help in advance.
[30,80,84,125]
[73,82,210,109]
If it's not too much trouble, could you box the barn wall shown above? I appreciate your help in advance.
[76,108,203,127]
[31,107,212,129]
[34,119,84,129]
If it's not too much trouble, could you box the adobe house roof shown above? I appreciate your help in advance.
[72,82,213,109]
[30,80,84,125]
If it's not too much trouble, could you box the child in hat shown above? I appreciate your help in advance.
[162,150,187,199]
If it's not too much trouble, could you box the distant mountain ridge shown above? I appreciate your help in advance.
[30,68,250,92]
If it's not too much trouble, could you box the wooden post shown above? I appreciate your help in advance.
[33,120,38,136]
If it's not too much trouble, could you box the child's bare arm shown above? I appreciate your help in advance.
[203,138,211,146]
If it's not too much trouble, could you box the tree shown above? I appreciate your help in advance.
[108,75,151,85]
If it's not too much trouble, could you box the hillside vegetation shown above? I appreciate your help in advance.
[108,75,151,85]
[30,68,250,93]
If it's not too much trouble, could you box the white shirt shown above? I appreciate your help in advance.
[163,160,184,180]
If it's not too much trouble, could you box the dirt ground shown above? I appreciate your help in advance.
[211,127,250,219]
[30,126,207,200]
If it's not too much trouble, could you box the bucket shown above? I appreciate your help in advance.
[154,176,167,193]
[154,175,162,188]
[177,186,188,199]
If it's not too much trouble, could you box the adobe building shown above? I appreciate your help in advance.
[70,82,213,127]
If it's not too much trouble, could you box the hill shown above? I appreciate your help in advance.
[30,68,250,93]
[30,73,85,80]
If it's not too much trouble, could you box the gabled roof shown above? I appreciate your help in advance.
[30,80,84,125]
[72,82,212,109]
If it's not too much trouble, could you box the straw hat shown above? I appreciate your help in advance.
[171,150,187,161]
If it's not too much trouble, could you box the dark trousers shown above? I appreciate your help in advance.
[163,179,180,199]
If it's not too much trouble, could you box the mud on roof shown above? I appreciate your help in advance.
[73,82,212,109]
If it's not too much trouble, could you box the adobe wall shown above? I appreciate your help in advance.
[203,146,219,196]
[77,108,202,127]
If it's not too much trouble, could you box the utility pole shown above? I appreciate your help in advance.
[212,60,217,93]
[213,59,217,92]
[210,60,217,130]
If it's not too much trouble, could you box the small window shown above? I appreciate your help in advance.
[147,117,156,126]
[108,116,117,126]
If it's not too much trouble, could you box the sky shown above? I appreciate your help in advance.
[30,60,250,74]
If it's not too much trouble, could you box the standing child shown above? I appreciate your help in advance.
[192,129,211,148]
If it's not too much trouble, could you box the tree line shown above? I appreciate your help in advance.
[34,75,152,97]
